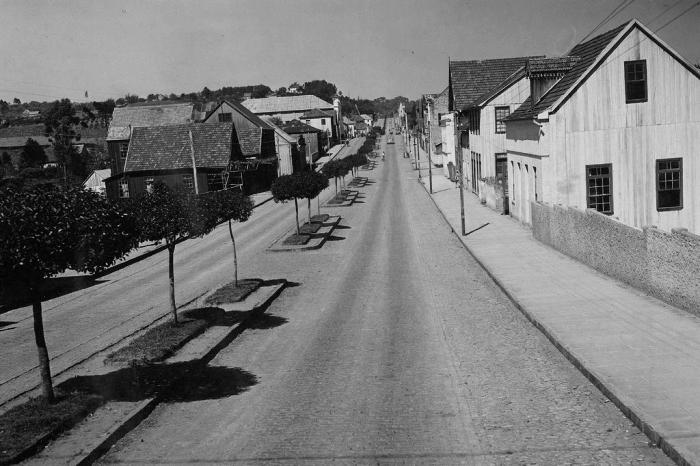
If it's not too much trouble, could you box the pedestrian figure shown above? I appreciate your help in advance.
[382,151,385,160]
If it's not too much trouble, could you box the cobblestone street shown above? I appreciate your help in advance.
[99,135,670,464]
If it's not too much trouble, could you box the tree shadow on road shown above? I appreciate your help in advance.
[244,313,288,329]
[59,361,257,403]
[0,276,107,315]
[326,235,345,242]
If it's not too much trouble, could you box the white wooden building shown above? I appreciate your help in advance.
[506,19,700,233]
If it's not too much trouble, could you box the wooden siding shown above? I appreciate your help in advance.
[206,103,258,130]
[552,28,700,233]
[464,77,530,189]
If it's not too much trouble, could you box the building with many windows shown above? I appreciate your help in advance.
[505,19,700,233]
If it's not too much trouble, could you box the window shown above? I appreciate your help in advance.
[511,161,516,203]
[144,177,154,193]
[469,110,480,135]
[656,158,682,211]
[625,60,647,103]
[119,142,128,160]
[218,112,232,122]
[207,172,224,192]
[533,167,538,201]
[495,153,507,184]
[119,180,129,198]
[182,174,194,191]
[495,107,510,133]
[586,164,613,214]
[305,119,311,124]
[321,118,326,125]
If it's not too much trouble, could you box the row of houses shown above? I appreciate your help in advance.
[102,94,371,201]
[416,19,699,235]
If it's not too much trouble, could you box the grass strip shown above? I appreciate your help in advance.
[104,318,209,366]
[0,391,104,464]
[283,234,311,245]
[205,279,262,306]
[299,222,322,235]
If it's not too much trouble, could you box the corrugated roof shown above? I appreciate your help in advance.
[241,95,333,114]
[301,108,334,119]
[449,56,541,111]
[124,123,232,172]
[509,22,629,121]
[0,135,51,148]
[107,103,195,140]
[280,119,322,134]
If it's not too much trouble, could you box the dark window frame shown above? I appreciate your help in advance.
[182,174,194,191]
[586,163,614,215]
[119,142,128,160]
[624,60,647,103]
[494,106,510,133]
[218,112,232,122]
[207,172,224,192]
[656,158,683,211]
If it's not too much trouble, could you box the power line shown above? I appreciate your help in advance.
[576,0,637,45]
[653,0,700,32]
[645,0,687,28]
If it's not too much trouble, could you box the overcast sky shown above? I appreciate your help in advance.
[1,0,698,103]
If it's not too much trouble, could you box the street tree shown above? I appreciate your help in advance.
[271,172,327,235]
[136,182,219,324]
[202,188,253,287]
[19,138,47,169]
[0,184,139,402]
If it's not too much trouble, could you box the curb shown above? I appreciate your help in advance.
[417,178,687,466]
[32,281,287,466]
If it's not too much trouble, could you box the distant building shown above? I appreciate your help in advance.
[242,95,335,124]
[280,119,323,167]
[83,168,111,195]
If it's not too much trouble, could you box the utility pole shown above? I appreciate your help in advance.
[455,112,466,235]
[427,120,433,194]
[188,130,199,194]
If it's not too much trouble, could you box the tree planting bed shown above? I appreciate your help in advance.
[324,190,359,207]
[204,279,262,305]
[268,215,342,252]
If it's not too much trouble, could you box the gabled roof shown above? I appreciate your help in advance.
[450,56,541,111]
[263,118,297,144]
[280,119,322,134]
[241,95,333,114]
[124,123,232,172]
[107,103,195,140]
[204,100,272,129]
[509,19,700,121]
[301,108,334,119]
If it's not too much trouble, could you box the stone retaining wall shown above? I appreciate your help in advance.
[531,201,700,315]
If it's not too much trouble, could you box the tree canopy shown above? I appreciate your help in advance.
[19,138,47,169]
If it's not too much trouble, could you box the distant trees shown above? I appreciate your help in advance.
[302,80,337,103]
[13,98,20,105]
[19,138,47,169]
[44,99,91,181]
[275,87,287,96]
[136,182,220,324]
[0,184,140,402]
[92,99,115,126]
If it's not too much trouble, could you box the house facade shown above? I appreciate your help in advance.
[300,108,335,149]
[203,100,294,176]
[448,56,538,194]
[280,119,323,169]
[241,95,335,124]
[506,19,700,234]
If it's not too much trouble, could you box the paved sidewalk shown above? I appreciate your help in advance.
[416,169,700,465]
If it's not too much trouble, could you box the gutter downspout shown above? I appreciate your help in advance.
[188,130,199,194]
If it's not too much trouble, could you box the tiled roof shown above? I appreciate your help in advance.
[449,56,541,111]
[301,108,334,119]
[107,103,195,140]
[241,95,333,114]
[263,119,297,144]
[235,127,261,157]
[509,22,628,121]
[280,119,322,134]
[124,123,232,172]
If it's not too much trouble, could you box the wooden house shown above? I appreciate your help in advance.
[448,56,539,195]
[203,100,294,175]
[280,119,323,169]
[506,19,700,233]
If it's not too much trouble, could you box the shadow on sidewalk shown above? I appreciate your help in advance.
[59,361,257,403]
[0,276,107,315]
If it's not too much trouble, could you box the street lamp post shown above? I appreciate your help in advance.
[427,123,433,194]
[455,112,466,235]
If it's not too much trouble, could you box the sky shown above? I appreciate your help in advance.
[0,0,699,103]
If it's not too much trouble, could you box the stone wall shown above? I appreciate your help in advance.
[532,201,700,315]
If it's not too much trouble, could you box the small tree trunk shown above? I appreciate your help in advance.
[294,198,300,235]
[228,219,238,287]
[168,243,178,324]
[32,297,54,403]
[334,178,338,195]
[307,198,312,223]
[317,195,321,216]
